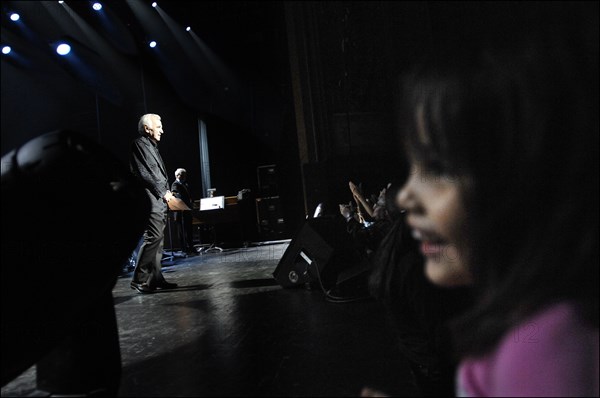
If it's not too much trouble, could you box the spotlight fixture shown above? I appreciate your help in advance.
[149,41,157,48]
[92,2,102,11]
[152,2,157,8]
[2,46,11,55]
[10,13,20,21]
[186,26,191,32]
[56,43,71,55]
[58,1,64,3]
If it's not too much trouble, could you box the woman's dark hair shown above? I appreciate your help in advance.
[399,21,598,356]
[368,211,474,396]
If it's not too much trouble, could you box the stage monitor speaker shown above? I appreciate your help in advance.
[273,217,363,289]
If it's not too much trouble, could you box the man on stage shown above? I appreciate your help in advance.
[171,168,196,255]
[129,113,178,293]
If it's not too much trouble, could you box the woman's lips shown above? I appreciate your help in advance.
[420,241,445,256]
[411,227,448,257]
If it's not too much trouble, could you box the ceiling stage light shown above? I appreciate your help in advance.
[152,2,157,8]
[149,41,157,48]
[186,26,191,32]
[92,3,102,11]
[2,46,12,55]
[10,13,20,21]
[56,43,71,55]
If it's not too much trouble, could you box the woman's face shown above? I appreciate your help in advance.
[397,163,473,287]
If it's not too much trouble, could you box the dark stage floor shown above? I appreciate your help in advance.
[2,241,419,397]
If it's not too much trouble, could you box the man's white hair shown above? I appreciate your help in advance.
[175,168,187,178]
[138,113,161,135]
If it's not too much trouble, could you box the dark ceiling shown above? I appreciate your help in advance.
[1,0,289,121]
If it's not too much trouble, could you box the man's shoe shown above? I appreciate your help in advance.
[155,281,178,290]
[130,281,155,294]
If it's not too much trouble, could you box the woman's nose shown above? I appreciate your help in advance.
[396,174,419,213]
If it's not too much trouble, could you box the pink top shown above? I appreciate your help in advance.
[457,301,599,397]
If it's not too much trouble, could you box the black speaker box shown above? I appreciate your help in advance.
[273,217,364,289]
[256,196,286,240]
[257,164,278,197]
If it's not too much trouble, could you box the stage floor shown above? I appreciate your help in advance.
[2,242,418,397]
